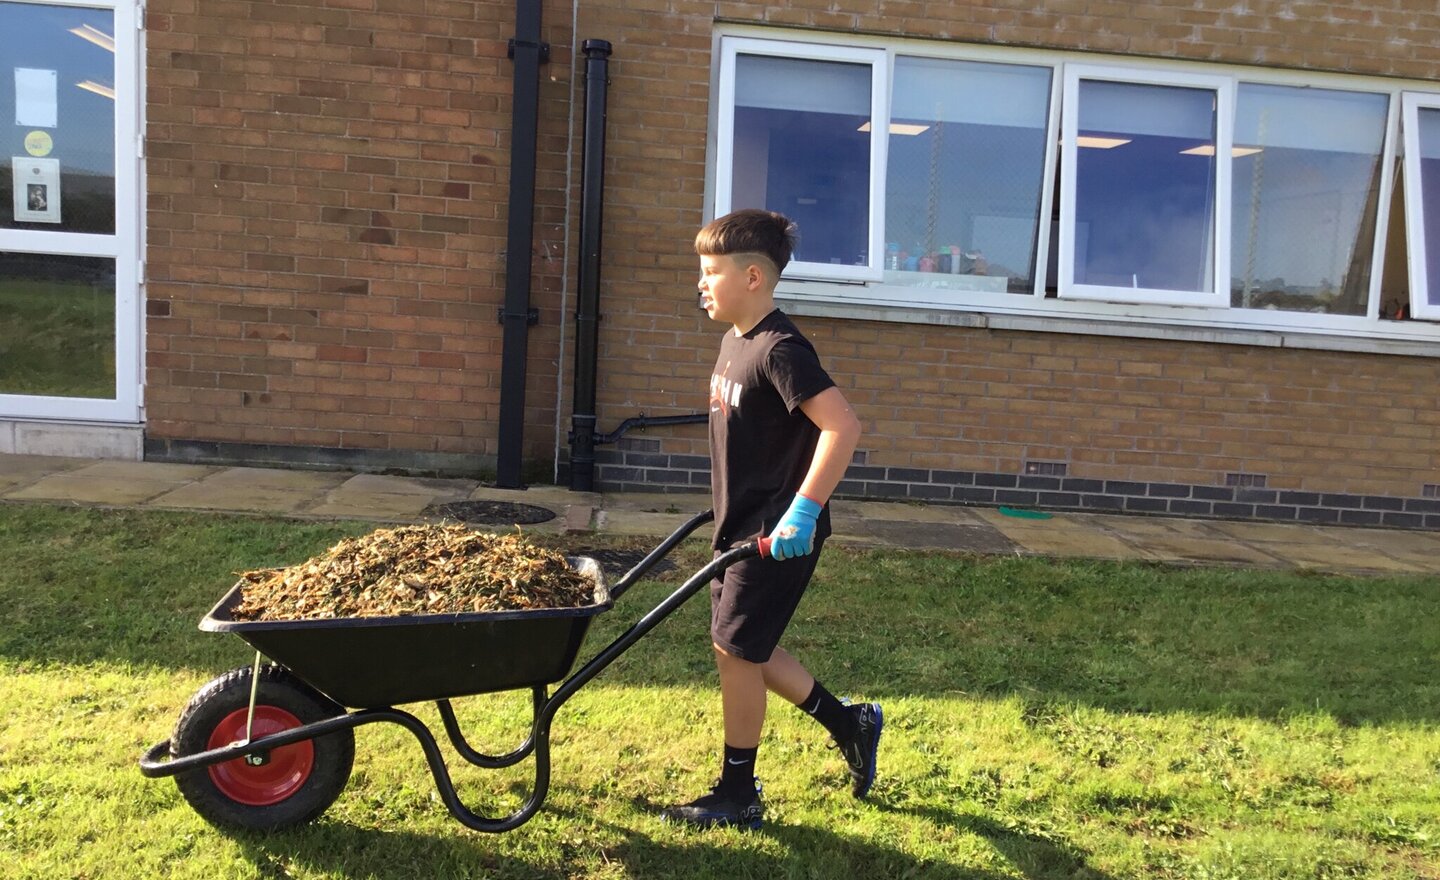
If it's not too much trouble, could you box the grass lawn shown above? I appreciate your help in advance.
[0,277,115,399]
[1,503,1437,879]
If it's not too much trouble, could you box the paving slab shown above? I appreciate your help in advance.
[4,460,219,506]
[1085,513,1227,539]
[150,483,322,515]
[473,484,599,510]
[0,454,96,491]
[304,492,441,521]
[336,473,480,497]
[838,518,1020,553]
[594,508,698,537]
[6,474,186,506]
[1343,526,1440,555]
[1203,519,1342,544]
[200,467,351,491]
[1120,534,1289,567]
[846,500,989,524]
[1243,541,1429,574]
[970,524,1149,563]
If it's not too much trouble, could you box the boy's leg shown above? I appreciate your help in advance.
[662,550,815,829]
[764,646,884,799]
[659,645,766,830]
[717,645,766,749]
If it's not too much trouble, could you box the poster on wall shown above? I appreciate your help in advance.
[15,68,58,128]
[12,156,61,223]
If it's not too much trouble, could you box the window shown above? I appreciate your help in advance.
[1059,67,1233,307]
[883,57,1052,295]
[714,39,888,281]
[1402,93,1440,321]
[0,0,140,420]
[710,31,1440,350]
[1232,85,1389,317]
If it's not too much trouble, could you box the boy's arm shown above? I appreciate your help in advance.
[796,386,862,505]
[768,386,862,560]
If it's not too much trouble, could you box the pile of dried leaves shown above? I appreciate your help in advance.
[231,525,599,621]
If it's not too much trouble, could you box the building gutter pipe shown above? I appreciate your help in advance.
[568,39,613,492]
[495,0,547,488]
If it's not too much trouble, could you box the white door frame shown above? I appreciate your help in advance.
[0,0,142,423]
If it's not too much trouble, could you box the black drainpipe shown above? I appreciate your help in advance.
[495,0,547,488]
[568,39,612,492]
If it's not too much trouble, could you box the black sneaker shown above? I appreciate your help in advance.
[837,702,883,798]
[661,779,763,830]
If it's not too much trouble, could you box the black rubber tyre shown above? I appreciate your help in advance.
[171,664,355,832]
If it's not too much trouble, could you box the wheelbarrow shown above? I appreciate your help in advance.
[139,510,768,833]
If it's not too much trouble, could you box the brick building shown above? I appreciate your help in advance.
[5,0,1440,528]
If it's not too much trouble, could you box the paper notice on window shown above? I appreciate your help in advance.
[12,156,61,223]
[15,68,58,128]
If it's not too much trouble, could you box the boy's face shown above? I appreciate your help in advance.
[697,253,761,326]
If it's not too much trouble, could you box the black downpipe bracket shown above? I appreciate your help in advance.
[496,0,547,489]
[569,40,613,492]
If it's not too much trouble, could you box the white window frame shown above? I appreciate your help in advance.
[0,0,143,423]
[713,37,889,283]
[1058,64,1234,309]
[711,26,1440,355]
[1401,92,1440,322]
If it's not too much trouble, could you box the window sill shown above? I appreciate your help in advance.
[777,286,1440,359]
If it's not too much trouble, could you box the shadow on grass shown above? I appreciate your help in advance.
[229,791,1119,880]
[4,505,1439,724]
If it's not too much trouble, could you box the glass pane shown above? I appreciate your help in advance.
[884,58,1051,294]
[731,54,871,267]
[1074,80,1217,292]
[1231,85,1387,315]
[0,252,116,398]
[0,3,116,234]
[1416,107,1440,307]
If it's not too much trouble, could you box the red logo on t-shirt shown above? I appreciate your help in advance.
[710,361,741,416]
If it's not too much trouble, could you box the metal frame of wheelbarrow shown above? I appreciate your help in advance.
[140,510,768,833]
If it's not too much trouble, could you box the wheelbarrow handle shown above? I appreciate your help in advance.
[544,536,767,716]
[607,512,773,600]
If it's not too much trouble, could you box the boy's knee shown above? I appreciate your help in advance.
[713,642,757,665]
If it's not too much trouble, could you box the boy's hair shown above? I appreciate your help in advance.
[695,209,797,278]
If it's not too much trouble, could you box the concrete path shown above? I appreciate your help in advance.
[3,453,1438,576]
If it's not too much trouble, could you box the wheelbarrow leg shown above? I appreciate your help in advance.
[435,686,546,769]
[372,705,555,833]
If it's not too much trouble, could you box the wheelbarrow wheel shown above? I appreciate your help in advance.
[171,664,354,832]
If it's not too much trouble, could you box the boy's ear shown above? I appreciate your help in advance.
[746,261,765,290]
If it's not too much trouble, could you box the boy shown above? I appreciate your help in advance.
[661,209,881,830]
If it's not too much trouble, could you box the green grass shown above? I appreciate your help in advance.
[0,278,115,398]
[1,503,1437,879]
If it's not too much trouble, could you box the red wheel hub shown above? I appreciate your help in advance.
[206,706,314,805]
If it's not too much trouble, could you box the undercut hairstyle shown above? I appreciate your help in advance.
[695,209,798,278]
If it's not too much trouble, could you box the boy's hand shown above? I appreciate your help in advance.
[769,493,822,560]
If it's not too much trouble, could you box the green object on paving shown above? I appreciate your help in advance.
[999,506,1052,520]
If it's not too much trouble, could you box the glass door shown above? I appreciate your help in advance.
[0,0,140,421]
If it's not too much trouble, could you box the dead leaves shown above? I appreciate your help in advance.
[231,525,597,621]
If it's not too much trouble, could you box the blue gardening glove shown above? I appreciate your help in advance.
[768,493,823,561]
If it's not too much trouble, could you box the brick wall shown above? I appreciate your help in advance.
[144,0,579,471]
[144,0,1440,510]
[568,0,1440,512]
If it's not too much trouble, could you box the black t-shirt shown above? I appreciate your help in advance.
[709,309,836,550]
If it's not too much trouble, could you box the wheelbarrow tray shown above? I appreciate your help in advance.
[199,557,609,709]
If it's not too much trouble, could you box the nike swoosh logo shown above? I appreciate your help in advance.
[727,758,750,765]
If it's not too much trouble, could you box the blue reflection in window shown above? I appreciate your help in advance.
[0,2,117,233]
[730,55,871,268]
[1419,108,1440,306]
[1075,81,1217,293]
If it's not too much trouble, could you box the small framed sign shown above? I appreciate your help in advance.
[12,156,61,224]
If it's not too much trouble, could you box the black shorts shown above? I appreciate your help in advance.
[709,539,824,663]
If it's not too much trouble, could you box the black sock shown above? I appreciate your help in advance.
[720,744,758,799]
[799,680,857,742]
